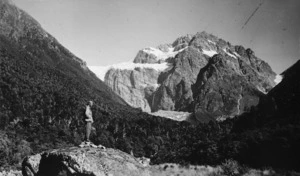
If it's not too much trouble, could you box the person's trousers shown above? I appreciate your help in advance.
[86,122,92,141]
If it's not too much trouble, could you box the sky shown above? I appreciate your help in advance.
[13,0,300,74]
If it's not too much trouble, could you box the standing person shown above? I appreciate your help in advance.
[85,100,94,144]
[79,100,106,149]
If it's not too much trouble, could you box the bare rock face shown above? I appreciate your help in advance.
[133,50,159,64]
[105,67,161,112]
[235,46,276,93]
[172,34,193,51]
[152,47,208,111]
[22,147,151,176]
[192,54,263,122]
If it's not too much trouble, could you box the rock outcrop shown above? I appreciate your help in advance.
[99,31,277,121]
[21,146,228,176]
[22,147,151,176]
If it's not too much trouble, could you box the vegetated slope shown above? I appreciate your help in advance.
[0,0,125,104]
[0,0,177,168]
[102,31,277,122]
[226,60,300,170]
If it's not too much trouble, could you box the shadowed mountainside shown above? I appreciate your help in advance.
[228,59,300,170]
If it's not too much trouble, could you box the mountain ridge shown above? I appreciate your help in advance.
[0,0,128,106]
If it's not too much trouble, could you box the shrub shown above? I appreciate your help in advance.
[221,159,246,176]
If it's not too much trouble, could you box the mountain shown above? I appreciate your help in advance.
[96,31,277,121]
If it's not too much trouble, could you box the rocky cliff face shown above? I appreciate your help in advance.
[105,67,162,112]
[151,47,208,112]
[192,54,263,122]
[101,31,277,121]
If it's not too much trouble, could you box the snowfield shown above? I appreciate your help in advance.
[202,49,218,57]
[142,46,187,61]
[223,48,237,59]
[89,46,188,81]
[89,62,169,81]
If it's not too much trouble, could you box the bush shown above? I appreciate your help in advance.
[221,159,245,176]
[0,132,11,166]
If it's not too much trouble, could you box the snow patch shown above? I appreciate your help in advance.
[150,110,191,121]
[207,39,216,45]
[142,46,187,61]
[274,74,283,85]
[223,49,237,59]
[152,83,161,89]
[233,52,240,57]
[89,62,169,81]
[89,45,187,81]
[110,62,169,71]
[202,49,218,57]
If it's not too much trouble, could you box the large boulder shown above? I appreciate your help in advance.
[22,147,151,176]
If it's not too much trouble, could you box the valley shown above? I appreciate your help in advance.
[0,0,299,175]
